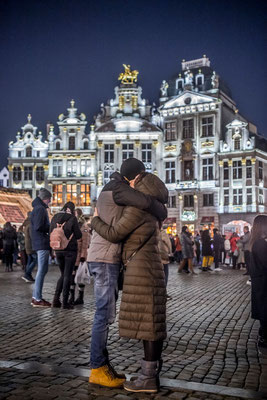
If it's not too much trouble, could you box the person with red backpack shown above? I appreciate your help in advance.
[50,201,82,309]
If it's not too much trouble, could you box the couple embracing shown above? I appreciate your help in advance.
[88,158,168,393]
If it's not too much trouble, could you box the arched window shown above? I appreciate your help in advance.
[234,138,241,150]
[83,141,89,150]
[176,79,184,90]
[26,146,32,157]
[195,74,204,86]
[55,141,60,150]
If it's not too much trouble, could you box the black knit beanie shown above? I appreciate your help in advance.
[120,158,145,181]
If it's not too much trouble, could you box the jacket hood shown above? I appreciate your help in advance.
[32,196,48,208]
[135,173,168,204]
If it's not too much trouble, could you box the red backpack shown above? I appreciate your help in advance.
[50,222,73,250]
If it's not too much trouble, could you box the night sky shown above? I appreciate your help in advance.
[0,0,266,169]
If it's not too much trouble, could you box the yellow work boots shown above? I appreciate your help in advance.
[89,365,125,388]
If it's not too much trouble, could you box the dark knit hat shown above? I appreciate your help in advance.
[120,158,145,181]
[38,187,52,200]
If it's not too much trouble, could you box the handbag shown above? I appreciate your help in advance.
[118,228,156,291]
[75,261,91,285]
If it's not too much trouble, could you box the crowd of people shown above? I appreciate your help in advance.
[0,157,266,394]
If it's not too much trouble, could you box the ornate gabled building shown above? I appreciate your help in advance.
[159,56,266,235]
[91,64,162,194]
[47,100,96,214]
[8,115,49,198]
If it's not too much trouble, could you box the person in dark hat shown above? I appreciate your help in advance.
[31,188,52,307]
[87,158,167,388]
[50,201,82,309]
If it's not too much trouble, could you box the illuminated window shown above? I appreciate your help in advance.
[80,184,90,206]
[165,161,175,183]
[201,117,213,137]
[13,167,21,182]
[165,122,177,141]
[66,184,77,204]
[52,185,63,206]
[182,119,194,139]
[24,166,33,181]
[26,146,32,157]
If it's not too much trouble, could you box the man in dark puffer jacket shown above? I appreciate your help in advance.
[88,158,167,388]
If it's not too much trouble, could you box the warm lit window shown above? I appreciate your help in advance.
[80,184,90,206]
[233,161,242,179]
[122,144,134,161]
[233,188,242,205]
[183,119,194,139]
[203,194,214,207]
[203,158,213,180]
[52,184,63,206]
[36,166,44,181]
[26,146,32,157]
[184,195,194,208]
[142,144,152,163]
[24,166,33,181]
[165,122,177,141]
[13,167,21,182]
[165,161,175,183]
[66,184,77,203]
[69,136,75,150]
[201,117,213,137]
[81,159,90,176]
[104,144,114,163]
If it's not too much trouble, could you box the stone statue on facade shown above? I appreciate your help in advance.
[160,80,169,97]
[211,71,219,88]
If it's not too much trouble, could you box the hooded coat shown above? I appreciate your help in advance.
[91,173,168,341]
[31,197,50,251]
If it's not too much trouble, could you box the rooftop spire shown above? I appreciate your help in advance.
[70,99,75,108]
[27,114,32,123]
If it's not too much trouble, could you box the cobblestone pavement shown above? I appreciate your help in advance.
[0,262,266,400]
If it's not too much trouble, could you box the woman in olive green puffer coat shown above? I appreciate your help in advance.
[91,172,168,393]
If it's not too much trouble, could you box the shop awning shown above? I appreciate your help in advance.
[201,216,214,224]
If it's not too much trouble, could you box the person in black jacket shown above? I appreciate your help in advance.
[213,228,224,271]
[50,201,82,309]
[31,188,52,307]
[250,215,267,349]
[2,222,17,271]
[201,229,213,271]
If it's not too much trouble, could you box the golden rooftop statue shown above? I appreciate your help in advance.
[118,64,139,85]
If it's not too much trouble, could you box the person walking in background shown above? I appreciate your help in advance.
[91,171,168,393]
[240,226,251,276]
[194,232,201,266]
[2,222,17,272]
[31,188,52,308]
[159,227,172,297]
[17,225,27,270]
[69,208,91,305]
[230,232,239,269]
[201,229,213,272]
[12,225,19,266]
[174,234,182,264]
[22,212,37,283]
[50,202,82,309]
[213,228,223,271]
[178,226,195,274]
[249,215,267,350]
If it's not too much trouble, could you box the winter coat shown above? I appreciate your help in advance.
[87,172,167,264]
[230,236,239,253]
[75,224,91,265]
[23,217,34,255]
[50,212,82,252]
[250,238,267,322]
[213,233,224,252]
[201,235,213,257]
[175,236,182,251]
[159,229,172,264]
[180,232,194,259]
[91,173,168,342]
[31,197,50,251]
[236,240,245,264]
[2,227,17,255]
[224,239,231,251]
[240,231,251,252]
[17,232,25,251]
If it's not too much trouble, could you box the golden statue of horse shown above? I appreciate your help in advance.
[118,64,139,84]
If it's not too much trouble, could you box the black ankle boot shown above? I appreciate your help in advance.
[74,291,84,305]
[69,291,75,305]
[52,296,61,308]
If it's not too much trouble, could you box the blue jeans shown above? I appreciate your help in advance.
[25,253,37,278]
[89,262,120,369]
[32,250,50,301]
